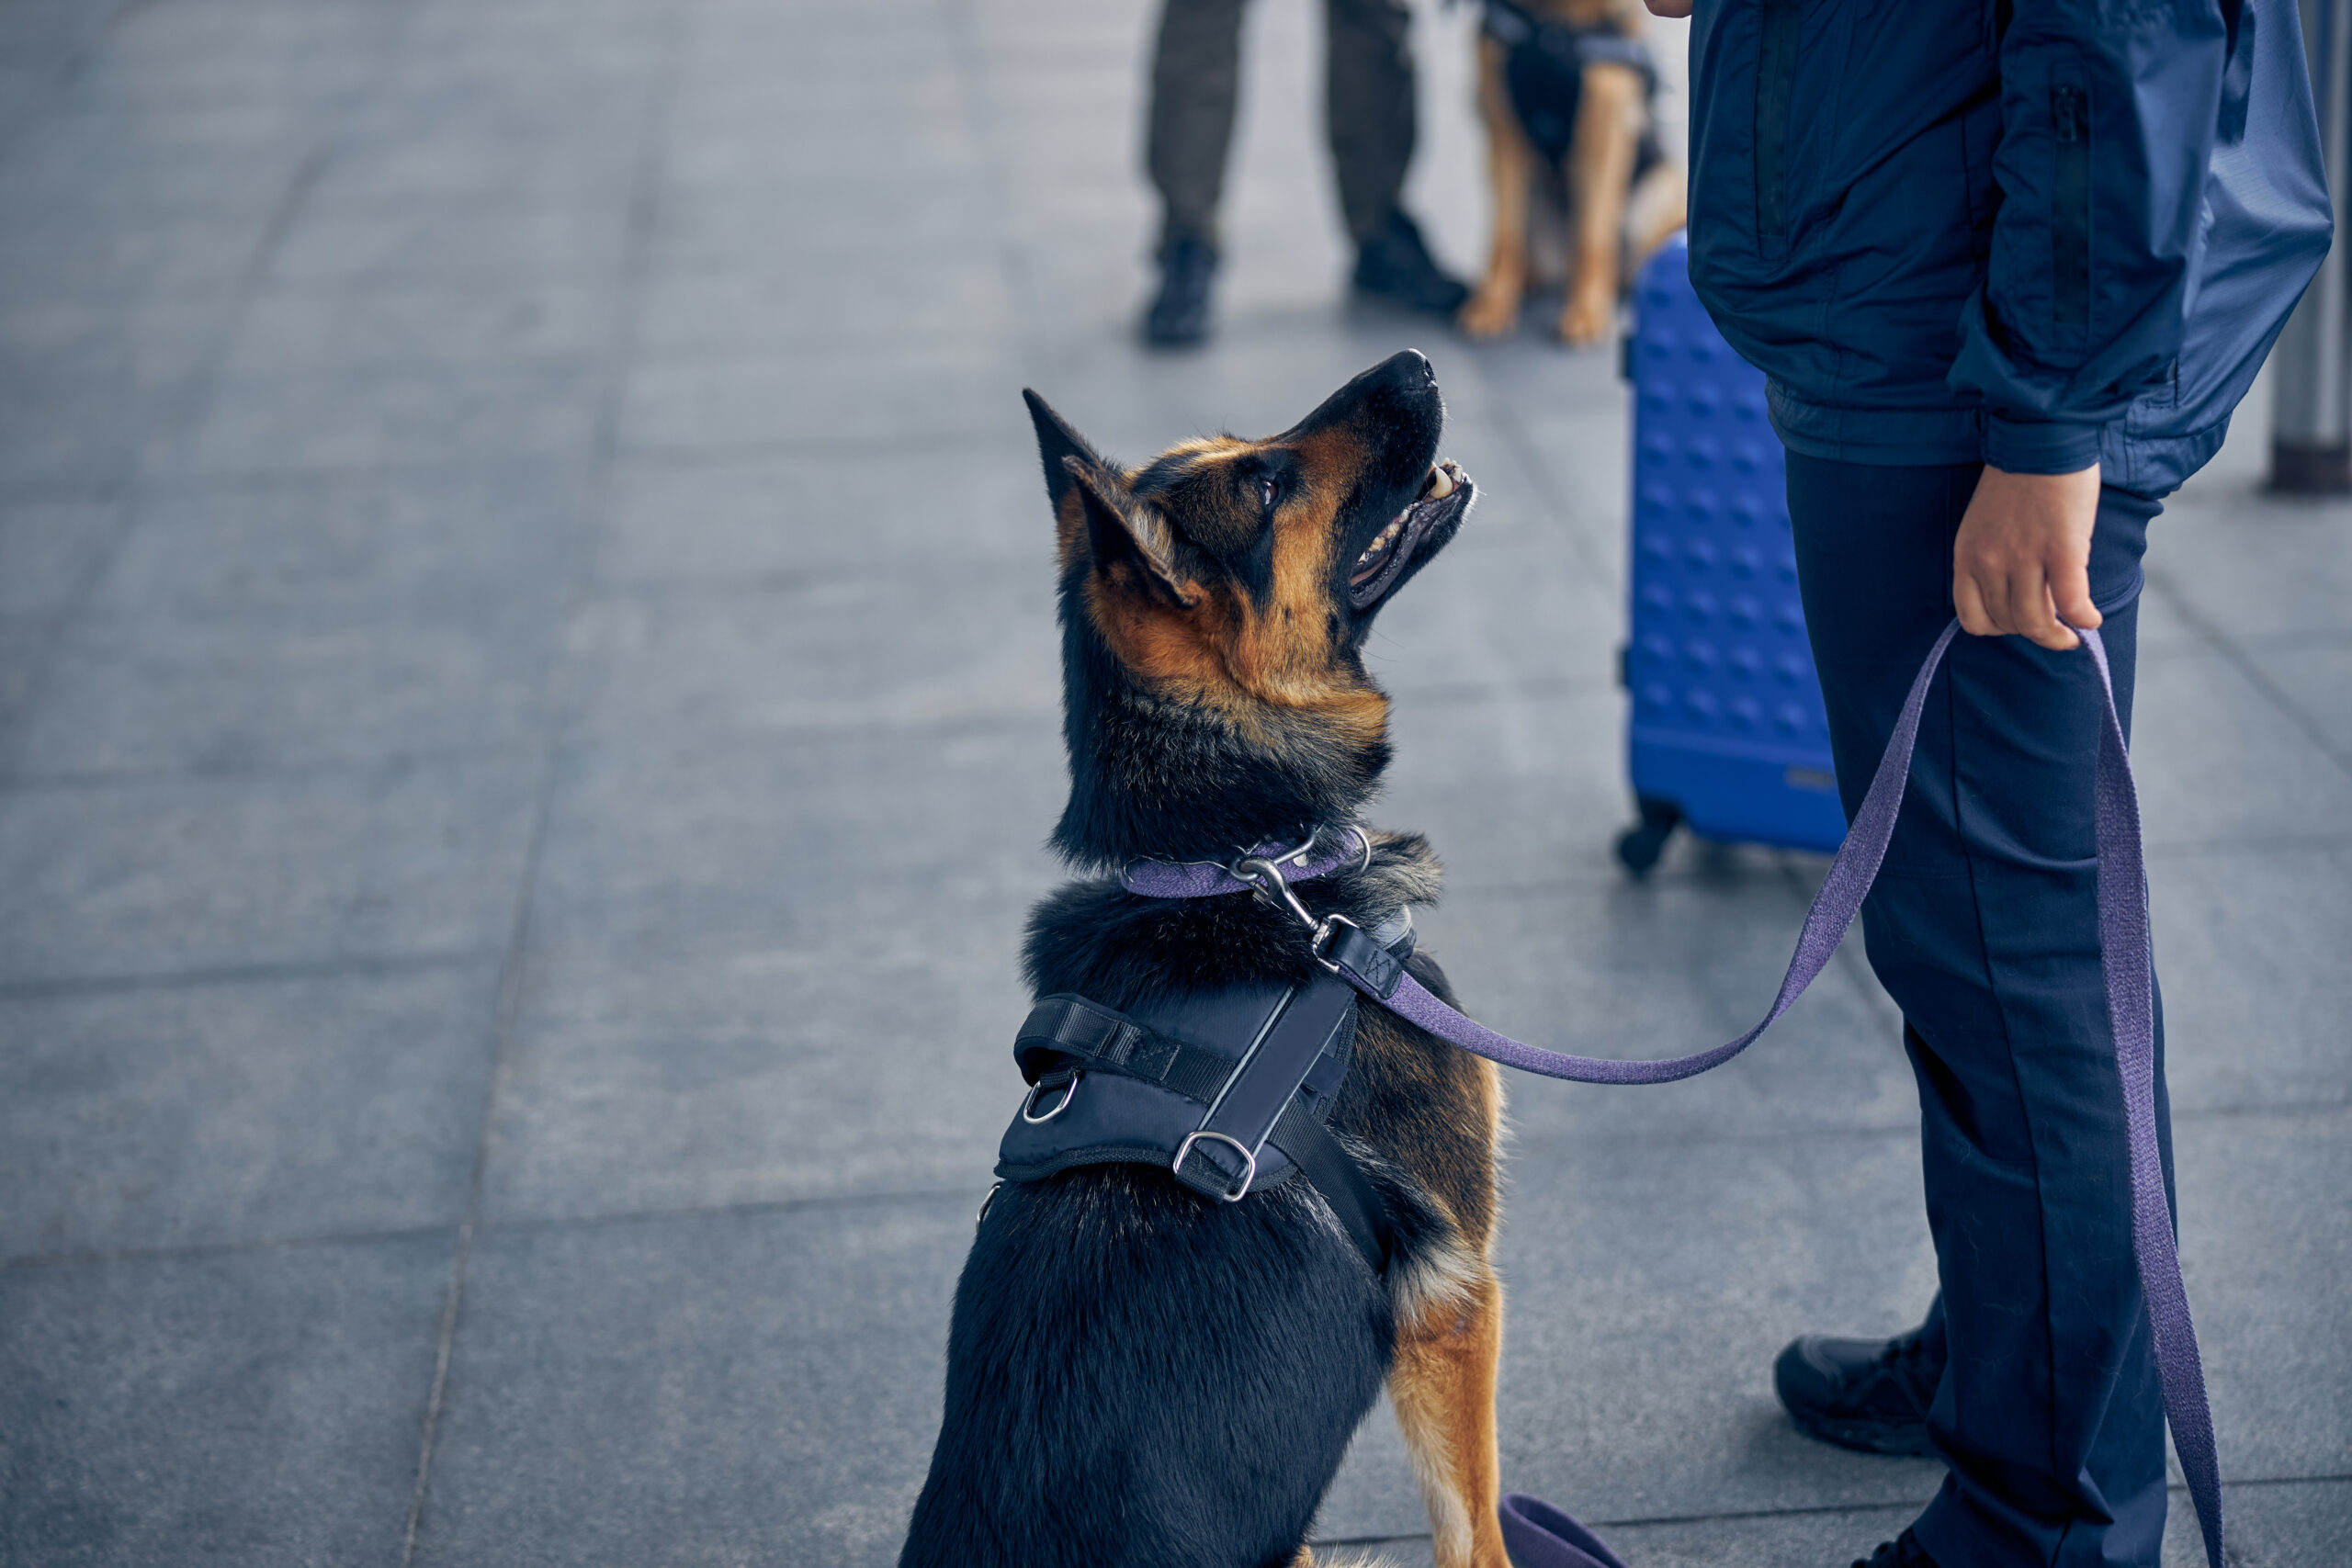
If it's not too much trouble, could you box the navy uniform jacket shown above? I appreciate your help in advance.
[1684,0,2333,497]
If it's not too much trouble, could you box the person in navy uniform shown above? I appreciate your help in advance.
[1644,2,2330,1565]
[1138,0,1471,344]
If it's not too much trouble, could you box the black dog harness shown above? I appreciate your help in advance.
[1481,0,1662,172]
[994,844,1411,1276]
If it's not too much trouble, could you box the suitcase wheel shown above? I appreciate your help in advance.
[1614,797,1684,878]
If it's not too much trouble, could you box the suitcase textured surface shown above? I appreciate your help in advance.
[1620,234,1845,867]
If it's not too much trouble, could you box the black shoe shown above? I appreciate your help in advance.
[1351,209,1469,316]
[1144,236,1217,346]
[1775,1322,1942,1457]
[1849,1528,1939,1568]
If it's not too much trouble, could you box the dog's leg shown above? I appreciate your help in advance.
[1624,156,1689,273]
[1459,38,1533,339]
[1390,1270,1510,1568]
[1558,59,1645,345]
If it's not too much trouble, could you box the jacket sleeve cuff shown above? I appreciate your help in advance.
[1983,415,2103,475]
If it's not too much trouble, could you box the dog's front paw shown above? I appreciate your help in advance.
[1456,286,1521,339]
[1555,291,1614,347]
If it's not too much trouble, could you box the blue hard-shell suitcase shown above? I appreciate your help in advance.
[1615,233,1845,874]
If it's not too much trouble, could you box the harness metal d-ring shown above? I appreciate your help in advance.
[1020,1070,1082,1124]
[1172,1129,1259,1201]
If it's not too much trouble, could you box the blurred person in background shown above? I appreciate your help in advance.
[1645,2,2329,1567]
[1142,0,1470,344]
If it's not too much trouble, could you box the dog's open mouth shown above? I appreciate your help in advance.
[1349,460,1472,610]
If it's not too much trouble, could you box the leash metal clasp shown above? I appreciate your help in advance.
[1229,827,1326,931]
[1171,1130,1259,1201]
[1020,1069,1082,1123]
[1230,854,1317,928]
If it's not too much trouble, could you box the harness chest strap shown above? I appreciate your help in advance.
[1010,987,1393,1273]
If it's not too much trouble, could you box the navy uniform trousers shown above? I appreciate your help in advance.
[1784,453,2177,1568]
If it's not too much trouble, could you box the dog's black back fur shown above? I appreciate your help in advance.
[902,355,1480,1568]
[903,861,1465,1568]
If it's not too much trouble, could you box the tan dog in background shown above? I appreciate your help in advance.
[1459,0,1686,344]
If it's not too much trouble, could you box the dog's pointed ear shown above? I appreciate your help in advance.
[1024,389,1099,529]
[1023,388,1196,608]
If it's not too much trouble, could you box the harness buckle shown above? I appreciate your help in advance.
[1020,1069,1082,1123]
[1171,1129,1259,1201]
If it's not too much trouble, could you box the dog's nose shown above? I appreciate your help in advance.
[1374,348,1439,397]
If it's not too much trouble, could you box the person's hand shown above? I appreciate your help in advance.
[1952,464,2101,650]
[1643,0,1693,15]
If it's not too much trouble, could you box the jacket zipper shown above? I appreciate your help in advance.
[1755,0,1802,239]
[2051,82,2089,328]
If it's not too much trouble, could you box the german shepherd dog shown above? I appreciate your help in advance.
[899,351,1510,1568]
[1457,0,1685,344]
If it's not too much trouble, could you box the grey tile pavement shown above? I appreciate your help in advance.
[0,1232,450,1568]
[0,0,2346,1565]
[405,1201,965,1568]
[0,962,497,1260]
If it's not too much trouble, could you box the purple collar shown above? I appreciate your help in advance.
[1119,826,1372,900]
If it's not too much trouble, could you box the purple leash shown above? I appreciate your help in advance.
[1124,620,2222,1568]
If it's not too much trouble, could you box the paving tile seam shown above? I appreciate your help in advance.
[577,558,1057,599]
[2141,830,2352,861]
[1439,865,1836,903]
[616,426,1019,463]
[586,563,1052,593]
[1383,675,1621,704]
[2,1219,462,1274]
[545,705,1067,751]
[0,946,495,999]
[212,348,606,378]
[607,428,1026,469]
[1436,828,2352,903]
[1501,1094,2345,1163]
[0,738,547,795]
[0,1186,978,1275]
[475,1184,978,1237]
[0,477,133,506]
[1430,869,1825,898]
[139,448,605,489]
[396,7,689,1562]
[2203,627,2352,651]
[9,453,597,502]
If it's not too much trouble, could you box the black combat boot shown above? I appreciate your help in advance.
[1351,209,1469,315]
[1774,1313,1944,1458]
[1144,235,1217,346]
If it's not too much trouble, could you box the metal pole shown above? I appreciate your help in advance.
[2269,0,2352,491]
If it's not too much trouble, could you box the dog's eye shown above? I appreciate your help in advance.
[1259,477,1279,510]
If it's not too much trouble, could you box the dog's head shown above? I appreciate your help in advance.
[1024,350,1475,868]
